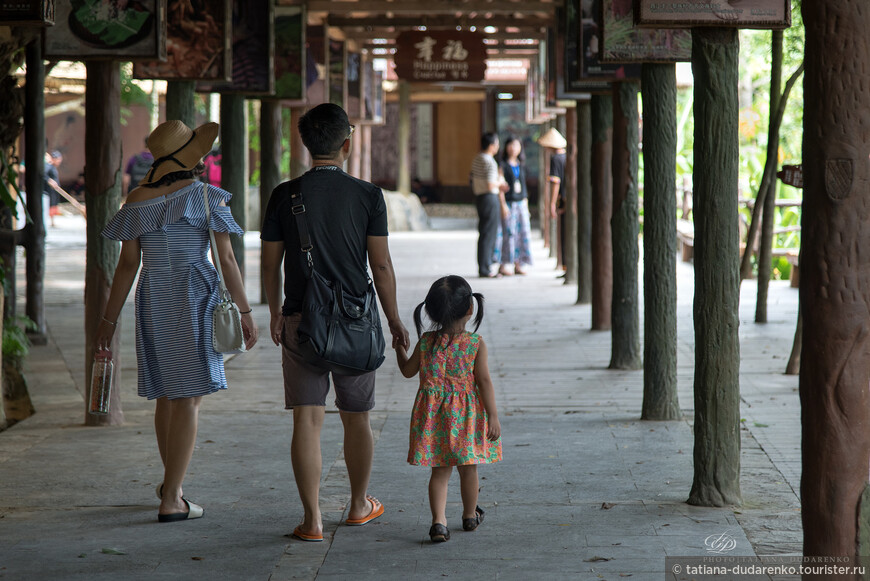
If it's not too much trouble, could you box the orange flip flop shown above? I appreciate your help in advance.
[345,496,384,526]
[292,525,323,542]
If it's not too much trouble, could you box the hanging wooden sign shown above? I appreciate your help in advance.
[0,0,54,25]
[196,0,274,95]
[44,0,165,60]
[634,0,791,29]
[777,164,803,189]
[394,31,486,83]
[600,0,692,62]
[133,0,231,81]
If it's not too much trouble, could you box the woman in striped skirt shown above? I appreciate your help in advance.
[96,120,259,523]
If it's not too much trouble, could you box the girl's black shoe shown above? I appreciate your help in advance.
[462,506,485,531]
[429,523,450,542]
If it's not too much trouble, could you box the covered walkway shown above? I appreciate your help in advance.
[1,214,801,580]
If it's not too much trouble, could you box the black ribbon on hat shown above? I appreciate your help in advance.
[144,131,198,184]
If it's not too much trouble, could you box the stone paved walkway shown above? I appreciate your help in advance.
[0,213,802,580]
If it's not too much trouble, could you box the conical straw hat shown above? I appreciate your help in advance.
[537,127,567,149]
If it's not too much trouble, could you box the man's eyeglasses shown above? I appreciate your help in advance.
[347,124,356,140]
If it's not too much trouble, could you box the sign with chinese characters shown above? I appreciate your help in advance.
[634,0,791,29]
[394,31,486,82]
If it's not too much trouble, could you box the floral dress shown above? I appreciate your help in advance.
[408,331,502,467]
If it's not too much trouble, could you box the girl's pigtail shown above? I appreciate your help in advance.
[413,302,427,339]
[470,292,485,332]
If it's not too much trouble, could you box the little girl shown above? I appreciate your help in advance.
[395,275,502,543]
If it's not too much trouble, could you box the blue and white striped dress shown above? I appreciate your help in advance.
[102,183,244,400]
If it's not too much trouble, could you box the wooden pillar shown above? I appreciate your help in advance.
[290,106,308,179]
[802,0,870,565]
[564,107,579,285]
[397,80,411,194]
[641,63,680,420]
[260,100,282,303]
[165,81,195,126]
[348,125,362,178]
[576,100,593,305]
[609,81,641,370]
[688,28,741,507]
[755,29,783,324]
[360,124,372,182]
[591,95,613,331]
[221,94,247,277]
[84,61,124,426]
[23,40,46,342]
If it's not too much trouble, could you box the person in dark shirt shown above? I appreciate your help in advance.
[539,128,568,271]
[44,150,63,227]
[261,103,410,542]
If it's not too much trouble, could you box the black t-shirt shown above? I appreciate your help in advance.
[548,152,566,184]
[261,166,389,315]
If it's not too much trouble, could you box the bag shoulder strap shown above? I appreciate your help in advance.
[291,190,315,276]
[202,184,231,298]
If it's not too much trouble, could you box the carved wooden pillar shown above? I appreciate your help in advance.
[576,100,593,305]
[610,81,641,370]
[591,95,613,330]
[564,107,578,285]
[801,0,870,565]
[688,28,741,507]
[221,94,247,278]
[165,81,195,126]
[641,63,680,420]
[84,61,124,426]
[24,40,45,341]
[290,106,308,180]
[397,80,411,194]
[260,100,282,303]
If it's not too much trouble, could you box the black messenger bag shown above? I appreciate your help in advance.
[291,191,386,375]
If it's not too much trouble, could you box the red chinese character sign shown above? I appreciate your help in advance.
[394,31,486,83]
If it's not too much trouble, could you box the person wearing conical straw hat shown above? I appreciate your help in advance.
[97,120,259,523]
[538,127,568,273]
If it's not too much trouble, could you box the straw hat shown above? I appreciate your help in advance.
[537,127,567,149]
[140,120,220,185]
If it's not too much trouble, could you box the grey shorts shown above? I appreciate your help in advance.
[280,314,376,412]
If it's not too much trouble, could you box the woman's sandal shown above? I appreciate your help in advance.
[429,523,450,542]
[462,506,485,531]
[157,498,204,523]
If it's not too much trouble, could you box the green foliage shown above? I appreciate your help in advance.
[0,149,28,223]
[3,315,36,366]
[663,8,805,281]
[119,63,152,127]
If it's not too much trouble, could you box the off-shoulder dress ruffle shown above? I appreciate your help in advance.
[102,182,243,400]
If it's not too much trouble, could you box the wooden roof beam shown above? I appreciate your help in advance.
[308,1,556,15]
[326,15,551,28]
[342,29,546,41]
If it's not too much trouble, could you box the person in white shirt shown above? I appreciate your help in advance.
[470,133,509,278]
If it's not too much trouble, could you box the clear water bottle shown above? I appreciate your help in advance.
[88,349,114,415]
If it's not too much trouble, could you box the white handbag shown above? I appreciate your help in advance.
[203,185,246,354]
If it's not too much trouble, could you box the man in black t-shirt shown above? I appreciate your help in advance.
[261,103,409,541]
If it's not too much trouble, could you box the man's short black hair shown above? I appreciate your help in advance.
[480,132,498,151]
[299,103,352,158]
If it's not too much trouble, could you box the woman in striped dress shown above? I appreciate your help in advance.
[96,120,258,523]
